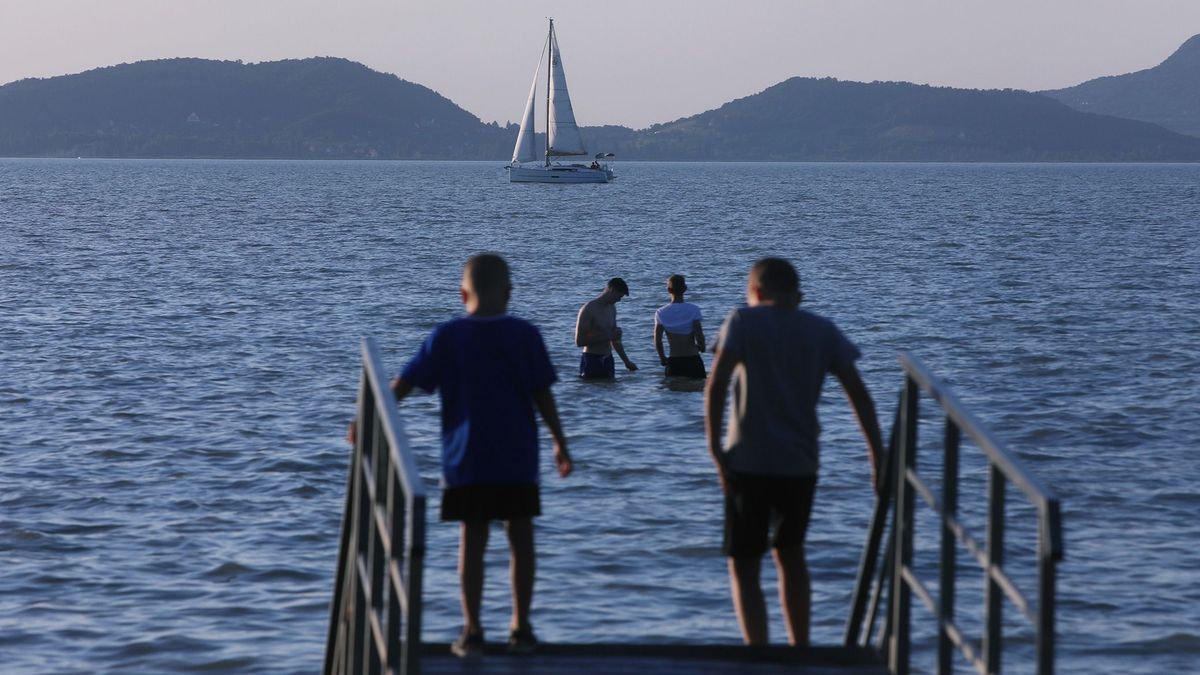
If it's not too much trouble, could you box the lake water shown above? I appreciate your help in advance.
[1,159,1197,673]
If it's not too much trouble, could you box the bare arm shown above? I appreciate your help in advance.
[704,347,739,493]
[693,319,706,353]
[390,377,414,402]
[574,306,591,348]
[654,323,667,365]
[532,387,572,477]
[835,365,885,493]
[612,331,637,371]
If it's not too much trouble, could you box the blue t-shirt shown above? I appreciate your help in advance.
[400,315,557,488]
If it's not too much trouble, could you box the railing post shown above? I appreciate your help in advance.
[403,496,426,674]
[844,395,901,648]
[371,432,388,673]
[350,389,376,675]
[867,528,894,649]
[984,465,1006,674]
[325,370,368,675]
[938,419,960,674]
[889,375,918,675]
[386,469,403,675]
[1037,500,1061,675]
[369,429,388,675]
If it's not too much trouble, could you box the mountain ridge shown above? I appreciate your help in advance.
[1043,34,1200,137]
[3,55,1200,160]
[0,57,512,159]
[582,76,1200,160]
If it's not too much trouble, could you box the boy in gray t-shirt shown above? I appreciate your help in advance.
[704,257,883,647]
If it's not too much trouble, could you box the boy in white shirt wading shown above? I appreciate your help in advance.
[653,274,707,378]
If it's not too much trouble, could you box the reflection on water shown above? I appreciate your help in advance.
[660,375,707,394]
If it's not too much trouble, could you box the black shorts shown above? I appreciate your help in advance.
[579,353,615,379]
[665,354,706,378]
[441,482,541,522]
[723,473,817,558]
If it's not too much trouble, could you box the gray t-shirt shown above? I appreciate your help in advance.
[716,305,861,477]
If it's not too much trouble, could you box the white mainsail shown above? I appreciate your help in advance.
[507,19,613,183]
[547,29,587,157]
[511,57,542,163]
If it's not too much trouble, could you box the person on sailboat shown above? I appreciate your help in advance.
[574,278,638,379]
[653,275,707,378]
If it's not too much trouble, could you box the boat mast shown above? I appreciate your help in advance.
[545,18,553,167]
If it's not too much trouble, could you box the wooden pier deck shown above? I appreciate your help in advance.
[420,643,887,674]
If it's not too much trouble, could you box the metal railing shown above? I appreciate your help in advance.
[845,352,1064,675]
[324,338,428,675]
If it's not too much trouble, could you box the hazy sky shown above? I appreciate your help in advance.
[3,1,1198,128]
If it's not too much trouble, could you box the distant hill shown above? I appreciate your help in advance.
[0,57,512,159]
[1043,35,1200,137]
[4,57,1200,160]
[582,77,1200,161]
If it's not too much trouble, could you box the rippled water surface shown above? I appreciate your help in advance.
[1,159,1198,673]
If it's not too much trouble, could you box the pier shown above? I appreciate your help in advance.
[325,339,1063,675]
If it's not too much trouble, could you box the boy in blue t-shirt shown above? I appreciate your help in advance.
[391,253,571,657]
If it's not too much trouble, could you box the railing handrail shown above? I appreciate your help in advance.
[361,339,428,506]
[898,353,1063,557]
[324,338,428,675]
[847,351,1065,675]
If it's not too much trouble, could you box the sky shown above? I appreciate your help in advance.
[2,1,1199,129]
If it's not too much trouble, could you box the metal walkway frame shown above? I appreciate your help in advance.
[325,338,427,675]
[325,343,1063,674]
[845,352,1065,674]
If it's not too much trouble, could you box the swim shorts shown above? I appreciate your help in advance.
[665,355,706,378]
[723,473,817,558]
[441,482,541,522]
[579,353,615,379]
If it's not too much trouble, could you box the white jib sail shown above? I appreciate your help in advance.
[547,31,587,157]
[511,44,544,164]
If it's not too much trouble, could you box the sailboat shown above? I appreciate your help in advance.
[508,19,615,183]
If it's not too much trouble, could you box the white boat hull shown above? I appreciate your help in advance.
[509,164,614,183]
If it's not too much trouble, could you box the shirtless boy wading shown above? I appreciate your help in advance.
[575,277,638,379]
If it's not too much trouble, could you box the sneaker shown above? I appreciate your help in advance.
[450,629,484,658]
[507,625,538,654]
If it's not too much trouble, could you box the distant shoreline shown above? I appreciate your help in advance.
[4,55,1200,163]
[5,156,1200,164]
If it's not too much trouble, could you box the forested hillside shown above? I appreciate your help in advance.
[4,57,1200,160]
[1044,34,1200,138]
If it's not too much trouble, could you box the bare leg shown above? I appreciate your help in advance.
[728,556,768,645]
[459,520,489,635]
[774,545,811,646]
[505,518,535,631]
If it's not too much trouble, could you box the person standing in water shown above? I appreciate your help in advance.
[653,274,707,378]
[575,277,638,379]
